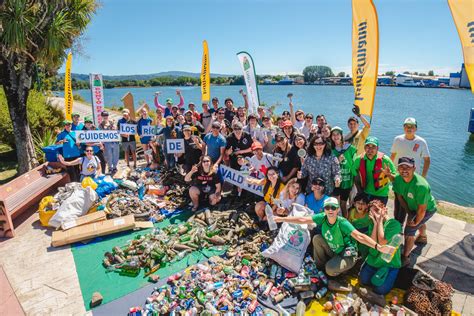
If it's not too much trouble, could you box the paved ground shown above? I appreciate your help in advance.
[48,97,123,123]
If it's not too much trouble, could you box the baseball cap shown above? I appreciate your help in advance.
[188,102,195,106]
[403,117,417,127]
[101,111,109,117]
[182,125,192,131]
[331,126,343,134]
[365,136,379,147]
[184,110,193,115]
[398,157,415,167]
[84,116,93,123]
[281,120,293,128]
[72,112,80,117]
[166,98,173,104]
[282,110,291,116]
[275,131,286,141]
[324,197,339,208]
[311,177,325,187]
[251,141,263,151]
[122,109,130,114]
[62,119,72,125]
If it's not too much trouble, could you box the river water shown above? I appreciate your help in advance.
[70,85,474,207]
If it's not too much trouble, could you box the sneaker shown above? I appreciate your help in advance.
[415,234,428,245]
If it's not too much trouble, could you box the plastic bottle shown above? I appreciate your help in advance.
[381,234,403,262]
[315,287,328,299]
[204,281,224,292]
[296,300,306,316]
[265,204,278,231]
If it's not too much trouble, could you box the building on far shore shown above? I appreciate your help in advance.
[460,63,471,90]
[449,72,461,87]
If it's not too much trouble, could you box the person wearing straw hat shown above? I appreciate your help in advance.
[272,197,396,276]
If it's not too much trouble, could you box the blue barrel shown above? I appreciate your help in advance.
[469,108,474,134]
[42,145,63,162]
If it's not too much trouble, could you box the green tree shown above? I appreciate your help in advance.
[428,70,434,76]
[303,65,334,83]
[0,0,96,174]
[385,71,395,76]
[337,72,345,77]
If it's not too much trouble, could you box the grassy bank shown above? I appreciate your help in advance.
[437,201,474,224]
[0,145,18,184]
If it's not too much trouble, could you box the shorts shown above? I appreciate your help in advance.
[332,187,351,201]
[404,209,436,236]
[121,141,136,153]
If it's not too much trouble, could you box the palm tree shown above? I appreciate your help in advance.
[0,0,96,174]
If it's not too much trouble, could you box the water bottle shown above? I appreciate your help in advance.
[265,204,278,231]
[381,234,403,262]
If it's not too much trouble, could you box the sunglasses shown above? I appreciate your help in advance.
[212,126,220,129]
[85,150,93,152]
[324,205,338,211]
[218,112,225,115]
[313,182,324,187]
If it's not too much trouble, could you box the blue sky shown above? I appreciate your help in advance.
[63,0,464,76]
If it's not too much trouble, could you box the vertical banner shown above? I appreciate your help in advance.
[201,40,211,102]
[352,0,379,118]
[90,74,105,125]
[448,0,474,93]
[64,52,73,121]
[236,51,260,114]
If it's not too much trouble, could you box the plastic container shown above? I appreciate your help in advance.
[265,204,278,231]
[42,145,63,162]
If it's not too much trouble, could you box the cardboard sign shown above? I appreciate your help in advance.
[218,165,263,196]
[119,123,137,135]
[141,125,161,137]
[76,130,120,143]
[166,139,185,154]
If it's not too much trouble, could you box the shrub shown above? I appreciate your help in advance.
[0,87,64,149]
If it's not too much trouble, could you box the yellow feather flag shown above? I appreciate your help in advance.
[201,40,210,102]
[64,52,74,120]
[448,0,474,93]
[352,0,379,118]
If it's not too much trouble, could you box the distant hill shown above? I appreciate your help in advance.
[68,71,235,81]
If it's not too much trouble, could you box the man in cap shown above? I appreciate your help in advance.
[391,157,437,266]
[202,121,227,166]
[71,112,83,131]
[248,141,274,179]
[352,136,396,205]
[390,117,430,178]
[344,105,371,155]
[225,121,253,169]
[117,109,137,168]
[188,102,201,121]
[154,89,184,117]
[99,111,119,174]
[184,110,204,136]
[272,197,396,276]
[55,119,81,181]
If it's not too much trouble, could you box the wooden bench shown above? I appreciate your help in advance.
[0,163,69,238]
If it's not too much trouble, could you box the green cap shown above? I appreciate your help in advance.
[365,136,379,147]
[323,197,339,208]
[62,119,72,125]
[403,117,417,127]
[84,116,93,123]
[331,126,343,135]
[166,98,173,104]
[72,112,80,117]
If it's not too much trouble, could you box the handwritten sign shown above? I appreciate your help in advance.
[166,139,185,154]
[218,165,263,196]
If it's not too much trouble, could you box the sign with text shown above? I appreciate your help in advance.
[119,123,137,135]
[76,130,120,143]
[218,165,263,196]
[166,139,185,154]
[141,125,161,137]
[90,73,105,125]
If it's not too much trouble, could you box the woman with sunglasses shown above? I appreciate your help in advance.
[184,155,222,212]
[246,166,285,220]
[58,146,102,181]
[298,136,341,195]
[330,126,357,218]
[272,197,396,277]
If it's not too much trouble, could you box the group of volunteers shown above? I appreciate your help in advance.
[55,88,436,299]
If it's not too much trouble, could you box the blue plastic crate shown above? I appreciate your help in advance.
[42,145,63,162]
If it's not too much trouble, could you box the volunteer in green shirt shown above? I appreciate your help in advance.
[348,193,372,258]
[391,157,437,266]
[359,200,402,295]
[352,136,396,206]
[330,126,357,218]
[273,197,396,277]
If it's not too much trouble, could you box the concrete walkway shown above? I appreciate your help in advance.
[48,97,122,123]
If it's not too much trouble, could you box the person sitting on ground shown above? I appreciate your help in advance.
[330,126,357,218]
[272,197,395,277]
[202,121,227,166]
[344,105,371,155]
[390,157,437,266]
[154,90,184,117]
[277,178,305,216]
[352,136,396,205]
[348,193,371,234]
[56,119,81,182]
[305,177,329,214]
[359,200,402,295]
[184,155,222,211]
[247,166,285,221]
[248,141,275,179]
[58,146,102,181]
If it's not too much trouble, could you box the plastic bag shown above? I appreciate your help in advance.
[81,176,98,190]
[38,196,57,227]
[262,203,312,272]
[48,186,98,228]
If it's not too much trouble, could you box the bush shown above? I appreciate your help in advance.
[0,87,64,149]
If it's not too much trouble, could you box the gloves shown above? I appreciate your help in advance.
[352,104,361,117]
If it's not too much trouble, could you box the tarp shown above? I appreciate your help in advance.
[71,211,226,311]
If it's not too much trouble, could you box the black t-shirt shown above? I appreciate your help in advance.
[193,172,220,194]
[226,131,253,169]
[183,138,202,169]
[224,108,236,123]
[275,145,301,178]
